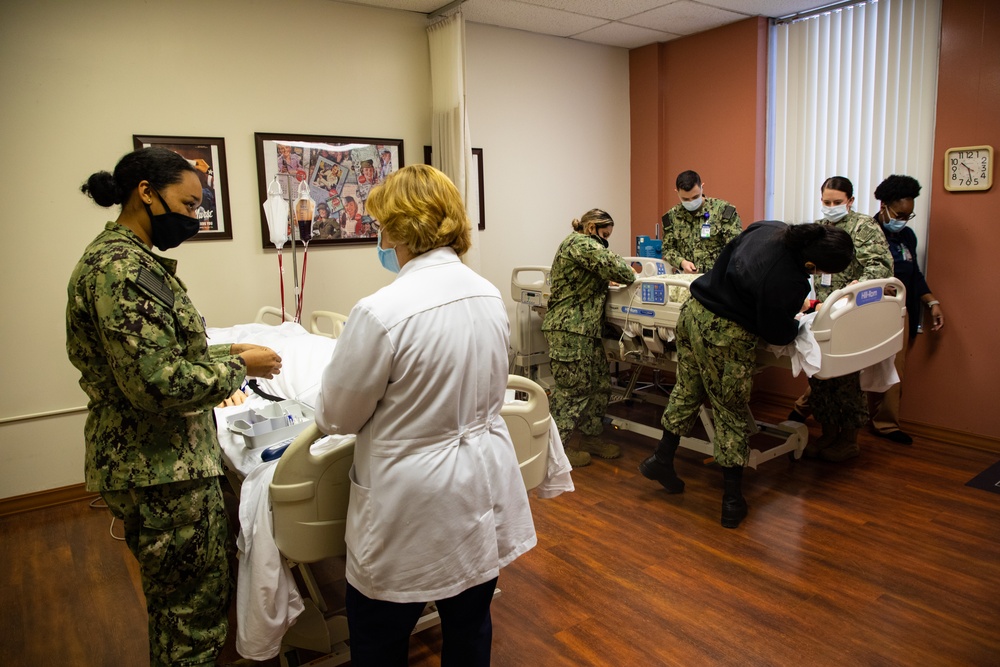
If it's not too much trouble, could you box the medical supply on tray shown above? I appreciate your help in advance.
[227,399,314,449]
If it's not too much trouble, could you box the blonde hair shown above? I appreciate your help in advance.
[570,208,615,234]
[365,164,471,256]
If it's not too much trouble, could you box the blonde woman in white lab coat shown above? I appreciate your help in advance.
[315,164,536,667]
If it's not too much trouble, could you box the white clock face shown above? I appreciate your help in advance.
[947,147,992,190]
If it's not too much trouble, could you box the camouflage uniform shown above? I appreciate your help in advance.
[542,232,636,444]
[661,197,741,273]
[661,299,757,468]
[810,211,894,428]
[66,222,246,666]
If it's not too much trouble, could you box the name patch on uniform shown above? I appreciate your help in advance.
[136,266,175,309]
[856,286,882,306]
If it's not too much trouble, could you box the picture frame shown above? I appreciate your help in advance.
[423,146,486,230]
[254,133,404,248]
[132,135,233,241]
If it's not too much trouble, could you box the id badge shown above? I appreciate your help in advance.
[700,222,711,238]
[820,273,832,287]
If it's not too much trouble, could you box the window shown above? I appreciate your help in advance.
[766,0,942,260]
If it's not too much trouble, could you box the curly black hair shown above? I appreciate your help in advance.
[874,174,921,204]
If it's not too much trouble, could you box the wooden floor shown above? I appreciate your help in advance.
[2,400,998,666]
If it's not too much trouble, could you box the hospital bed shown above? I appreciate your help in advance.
[510,258,906,467]
[254,306,349,339]
[208,318,569,664]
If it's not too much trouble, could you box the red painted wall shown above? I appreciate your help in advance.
[629,44,663,249]
[903,0,1000,441]
[630,17,768,240]
[629,4,999,443]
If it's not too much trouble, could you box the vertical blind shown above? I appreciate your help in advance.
[767,0,942,262]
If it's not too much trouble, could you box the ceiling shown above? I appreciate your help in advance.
[334,0,849,49]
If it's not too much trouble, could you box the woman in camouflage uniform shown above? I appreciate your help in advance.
[798,177,894,461]
[639,221,854,528]
[67,148,282,667]
[542,209,637,467]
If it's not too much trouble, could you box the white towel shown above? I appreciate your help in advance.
[535,420,575,499]
[235,460,305,660]
[859,355,900,392]
[766,312,823,378]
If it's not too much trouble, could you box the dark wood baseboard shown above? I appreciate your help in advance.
[752,389,1000,454]
[0,483,96,517]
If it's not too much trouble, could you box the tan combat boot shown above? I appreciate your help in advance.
[803,423,839,458]
[820,427,860,462]
[564,448,592,467]
[580,434,621,459]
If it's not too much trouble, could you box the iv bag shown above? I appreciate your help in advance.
[294,180,316,242]
[263,178,289,248]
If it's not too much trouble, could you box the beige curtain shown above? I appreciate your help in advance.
[427,11,480,270]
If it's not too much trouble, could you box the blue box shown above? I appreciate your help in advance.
[635,235,662,258]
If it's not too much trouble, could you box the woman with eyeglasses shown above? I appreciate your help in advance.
[868,175,944,445]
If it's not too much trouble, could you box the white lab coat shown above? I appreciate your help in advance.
[316,247,537,603]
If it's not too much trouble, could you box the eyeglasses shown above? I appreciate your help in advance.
[885,205,916,222]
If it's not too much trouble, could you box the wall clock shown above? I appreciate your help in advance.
[944,145,992,191]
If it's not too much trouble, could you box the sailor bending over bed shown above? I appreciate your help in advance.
[638,221,855,529]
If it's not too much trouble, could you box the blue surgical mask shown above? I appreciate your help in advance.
[681,196,703,212]
[884,219,907,233]
[821,204,849,222]
[377,231,400,273]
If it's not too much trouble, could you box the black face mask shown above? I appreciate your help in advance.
[590,233,609,249]
[144,189,200,251]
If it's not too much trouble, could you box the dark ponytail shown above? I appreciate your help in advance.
[820,176,854,198]
[80,147,196,209]
[782,222,854,274]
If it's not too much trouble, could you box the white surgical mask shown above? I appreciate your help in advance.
[681,197,703,212]
[821,204,849,222]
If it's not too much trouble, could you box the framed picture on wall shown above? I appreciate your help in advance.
[132,135,234,241]
[254,132,404,248]
[423,146,486,230]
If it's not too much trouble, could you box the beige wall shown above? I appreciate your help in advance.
[0,1,632,499]
[466,22,633,277]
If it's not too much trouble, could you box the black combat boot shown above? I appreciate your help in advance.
[720,465,748,529]
[638,431,685,493]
